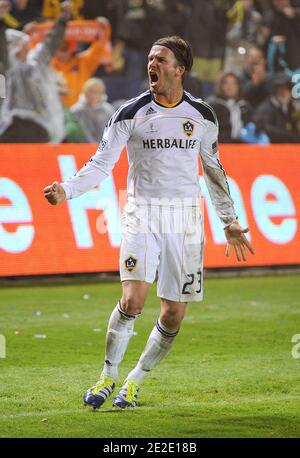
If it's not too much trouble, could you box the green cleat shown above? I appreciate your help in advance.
[83,375,115,409]
[112,379,140,409]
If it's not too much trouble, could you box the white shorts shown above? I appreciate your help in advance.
[119,200,204,302]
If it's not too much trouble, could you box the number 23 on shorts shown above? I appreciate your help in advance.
[182,270,202,295]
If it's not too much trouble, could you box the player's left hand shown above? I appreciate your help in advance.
[224,221,255,262]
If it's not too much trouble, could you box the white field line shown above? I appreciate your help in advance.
[0,395,299,420]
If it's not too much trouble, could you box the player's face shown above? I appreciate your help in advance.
[148,45,184,96]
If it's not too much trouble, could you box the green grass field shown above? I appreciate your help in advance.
[0,275,300,438]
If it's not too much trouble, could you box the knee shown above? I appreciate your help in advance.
[120,295,144,316]
[160,301,186,331]
[121,281,148,316]
[160,303,186,330]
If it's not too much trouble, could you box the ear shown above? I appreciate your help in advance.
[176,65,185,79]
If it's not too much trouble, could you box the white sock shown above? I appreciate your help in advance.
[101,301,138,382]
[126,319,179,385]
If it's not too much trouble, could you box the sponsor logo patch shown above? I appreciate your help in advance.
[183,120,194,137]
[146,106,157,115]
[124,256,137,272]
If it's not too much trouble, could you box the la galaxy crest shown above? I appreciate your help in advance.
[124,256,137,272]
[183,120,194,137]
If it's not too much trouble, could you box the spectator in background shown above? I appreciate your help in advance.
[53,71,86,143]
[42,0,83,20]
[254,0,273,13]
[185,0,230,98]
[254,73,300,142]
[207,72,253,143]
[264,0,300,74]
[0,0,72,143]
[116,0,148,82]
[183,72,203,99]
[3,0,42,30]
[238,46,266,83]
[71,78,114,143]
[81,0,121,42]
[239,47,271,107]
[52,17,112,107]
[115,0,174,79]
[100,0,157,102]
[241,60,271,108]
[165,0,190,38]
[144,0,174,45]
[224,0,264,73]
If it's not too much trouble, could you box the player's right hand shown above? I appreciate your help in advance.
[43,181,66,205]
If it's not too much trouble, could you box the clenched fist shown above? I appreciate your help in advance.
[43,181,66,205]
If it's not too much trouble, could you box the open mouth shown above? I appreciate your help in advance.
[149,72,159,85]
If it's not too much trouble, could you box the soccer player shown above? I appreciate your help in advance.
[44,36,254,409]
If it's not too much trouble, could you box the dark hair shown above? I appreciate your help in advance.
[216,72,241,100]
[271,72,292,93]
[152,36,193,75]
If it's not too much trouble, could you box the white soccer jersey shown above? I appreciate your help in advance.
[62,90,236,227]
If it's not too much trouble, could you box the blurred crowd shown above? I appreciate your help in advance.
[0,0,300,144]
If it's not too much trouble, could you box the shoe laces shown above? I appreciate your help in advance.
[91,375,114,395]
[123,380,139,403]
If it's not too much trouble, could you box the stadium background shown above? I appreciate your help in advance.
[1,0,300,440]
[1,144,300,276]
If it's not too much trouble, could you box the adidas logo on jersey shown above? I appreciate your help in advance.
[146,107,157,115]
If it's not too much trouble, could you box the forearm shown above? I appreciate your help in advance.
[203,164,237,227]
[42,17,67,59]
[61,131,126,200]
[200,117,237,226]
[61,158,112,199]
[62,113,130,199]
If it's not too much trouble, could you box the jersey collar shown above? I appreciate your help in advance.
[152,92,185,109]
